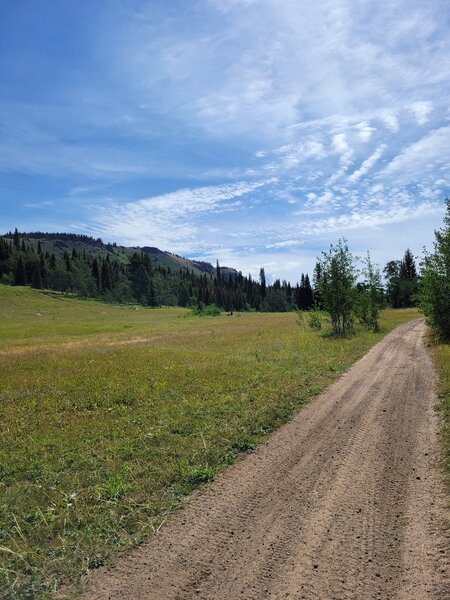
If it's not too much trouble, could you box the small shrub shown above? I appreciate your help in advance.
[295,310,305,327]
[191,304,221,317]
[308,311,322,330]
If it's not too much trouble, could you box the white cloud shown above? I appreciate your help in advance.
[325,133,354,185]
[348,144,387,183]
[276,138,327,161]
[300,200,442,236]
[408,101,433,125]
[265,239,304,249]
[355,121,376,142]
[92,180,271,249]
[381,111,400,133]
[24,200,55,209]
[114,0,449,141]
[381,126,450,180]
[298,190,339,214]
[332,133,352,162]
[208,0,258,12]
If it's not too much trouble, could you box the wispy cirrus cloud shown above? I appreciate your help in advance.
[92,179,273,250]
[381,126,450,180]
[348,144,387,183]
[408,101,433,125]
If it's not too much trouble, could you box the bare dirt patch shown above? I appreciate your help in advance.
[82,320,449,600]
[0,335,163,357]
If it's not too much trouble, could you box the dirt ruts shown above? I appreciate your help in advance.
[82,319,449,600]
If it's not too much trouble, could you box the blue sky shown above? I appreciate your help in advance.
[1,0,449,282]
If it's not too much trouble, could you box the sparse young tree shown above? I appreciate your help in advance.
[419,198,450,340]
[313,261,323,308]
[357,252,384,332]
[317,238,358,336]
[383,260,401,308]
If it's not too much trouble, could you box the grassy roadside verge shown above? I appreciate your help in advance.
[0,286,419,598]
[428,339,450,486]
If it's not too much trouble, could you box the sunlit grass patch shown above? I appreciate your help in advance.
[429,339,450,486]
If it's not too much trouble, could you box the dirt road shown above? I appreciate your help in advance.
[83,319,449,600]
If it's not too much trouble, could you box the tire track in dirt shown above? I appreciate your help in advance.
[82,319,449,600]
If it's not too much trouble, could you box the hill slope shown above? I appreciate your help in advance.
[2,231,237,277]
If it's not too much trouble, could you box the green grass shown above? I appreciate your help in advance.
[0,285,420,598]
[428,338,450,487]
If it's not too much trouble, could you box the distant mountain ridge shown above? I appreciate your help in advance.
[3,231,238,277]
[1,229,315,312]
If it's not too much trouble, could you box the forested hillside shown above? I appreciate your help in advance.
[0,230,315,312]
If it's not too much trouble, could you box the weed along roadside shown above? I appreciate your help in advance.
[0,286,419,598]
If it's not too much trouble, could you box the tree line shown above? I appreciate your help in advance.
[2,199,448,338]
[0,229,419,315]
[315,199,450,340]
[0,230,316,312]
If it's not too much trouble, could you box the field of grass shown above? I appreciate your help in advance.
[0,286,420,598]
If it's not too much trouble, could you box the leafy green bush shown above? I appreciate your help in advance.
[316,239,357,336]
[191,304,221,317]
[308,311,322,330]
[356,253,384,332]
[419,198,450,341]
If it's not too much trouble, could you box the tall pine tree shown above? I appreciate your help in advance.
[14,255,27,285]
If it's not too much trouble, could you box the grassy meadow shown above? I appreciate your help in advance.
[430,341,450,486]
[0,286,420,598]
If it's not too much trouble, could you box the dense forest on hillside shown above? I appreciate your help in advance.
[0,228,421,314]
[0,229,316,312]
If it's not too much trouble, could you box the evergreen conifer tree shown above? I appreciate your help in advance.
[101,258,111,290]
[259,267,266,298]
[92,258,100,289]
[14,255,27,285]
[31,263,43,289]
[13,228,20,250]
[0,237,11,261]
